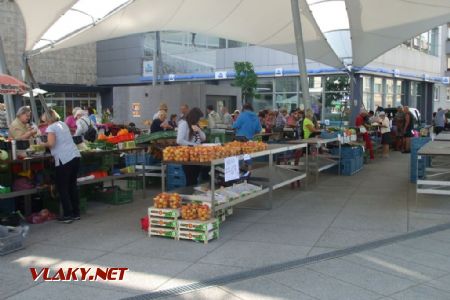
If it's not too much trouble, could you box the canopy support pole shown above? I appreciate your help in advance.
[0,38,15,125]
[291,0,310,109]
[23,55,49,124]
[152,31,161,86]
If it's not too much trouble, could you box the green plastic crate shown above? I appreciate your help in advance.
[97,187,133,205]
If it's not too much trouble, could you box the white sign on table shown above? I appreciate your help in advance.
[224,156,240,182]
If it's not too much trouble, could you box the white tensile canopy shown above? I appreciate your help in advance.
[346,0,450,67]
[15,0,450,68]
[16,0,343,68]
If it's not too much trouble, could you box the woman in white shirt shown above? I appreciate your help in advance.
[176,107,206,186]
[42,109,81,223]
[379,111,391,158]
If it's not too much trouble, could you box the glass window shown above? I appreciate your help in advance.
[374,78,383,93]
[325,75,349,92]
[309,76,322,89]
[447,87,450,101]
[256,78,273,93]
[275,93,298,111]
[395,80,403,107]
[252,94,273,112]
[433,86,440,102]
[323,92,350,122]
[385,79,394,108]
[275,77,297,93]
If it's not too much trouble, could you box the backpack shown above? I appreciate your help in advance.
[81,118,97,142]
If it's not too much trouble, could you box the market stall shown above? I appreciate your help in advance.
[416,140,450,198]
[143,141,308,243]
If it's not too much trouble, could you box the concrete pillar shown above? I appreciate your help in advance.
[350,73,362,126]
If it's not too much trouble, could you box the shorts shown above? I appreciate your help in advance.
[381,132,391,145]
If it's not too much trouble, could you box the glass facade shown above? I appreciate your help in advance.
[23,92,99,119]
[144,31,248,74]
[361,76,406,111]
[403,27,439,56]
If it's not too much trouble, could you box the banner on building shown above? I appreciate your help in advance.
[143,61,154,77]
[215,71,227,80]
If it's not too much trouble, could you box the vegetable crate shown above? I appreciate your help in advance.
[148,207,180,240]
[178,220,220,244]
[0,226,25,256]
[97,187,133,205]
[215,207,234,222]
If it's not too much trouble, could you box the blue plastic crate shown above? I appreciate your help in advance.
[320,131,339,139]
[331,146,363,159]
[167,164,185,176]
[340,158,362,176]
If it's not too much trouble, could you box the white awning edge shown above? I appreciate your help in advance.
[347,0,450,67]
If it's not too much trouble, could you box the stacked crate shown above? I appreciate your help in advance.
[148,207,179,239]
[167,164,186,191]
[330,146,364,176]
[178,218,220,244]
[410,137,431,183]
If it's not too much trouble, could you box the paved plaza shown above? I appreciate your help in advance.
[2,152,450,300]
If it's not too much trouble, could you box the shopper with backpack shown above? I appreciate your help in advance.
[74,109,98,142]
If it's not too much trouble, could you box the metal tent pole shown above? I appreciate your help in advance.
[291,0,311,109]
[23,57,49,114]
[152,31,161,86]
[23,56,39,124]
[0,38,15,125]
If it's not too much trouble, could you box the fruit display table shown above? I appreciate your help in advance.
[288,137,342,183]
[416,141,450,198]
[0,147,146,215]
[161,143,308,217]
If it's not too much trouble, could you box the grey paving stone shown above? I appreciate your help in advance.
[390,284,450,300]
[342,252,447,283]
[232,222,327,247]
[218,221,253,240]
[0,272,39,299]
[157,263,246,290]
[316,227,397,248]
[40,224,144,252]
[427,229,450,244]
[309,259,416,296]
[70,252,191,294]
[268,267,381,300]
[201,240,310,268]
[425,274,450,293]
[373,243,450,272]
[5,281,137,300]
[223,277,317,300]
[114,236,223,263]
[330,212,407,233]
[398,236,450,257]
[0,242,106,278]
[156,287,241,300]
[307,246,339,257]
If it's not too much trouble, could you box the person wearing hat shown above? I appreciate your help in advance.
[153,103,168,120]
[8,106,37,140]
[65,107,81,135]
[379,111,391,158]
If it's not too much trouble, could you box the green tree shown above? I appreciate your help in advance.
[233,61,258,104]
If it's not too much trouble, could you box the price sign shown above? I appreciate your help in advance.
[224,156,239,182]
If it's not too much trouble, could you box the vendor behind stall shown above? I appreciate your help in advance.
[303,109,321,139]
[8,106,37,140]
[151,111,173,133]
[176,107,206,186]
[232,103,261,140]
[379,111,391,158]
